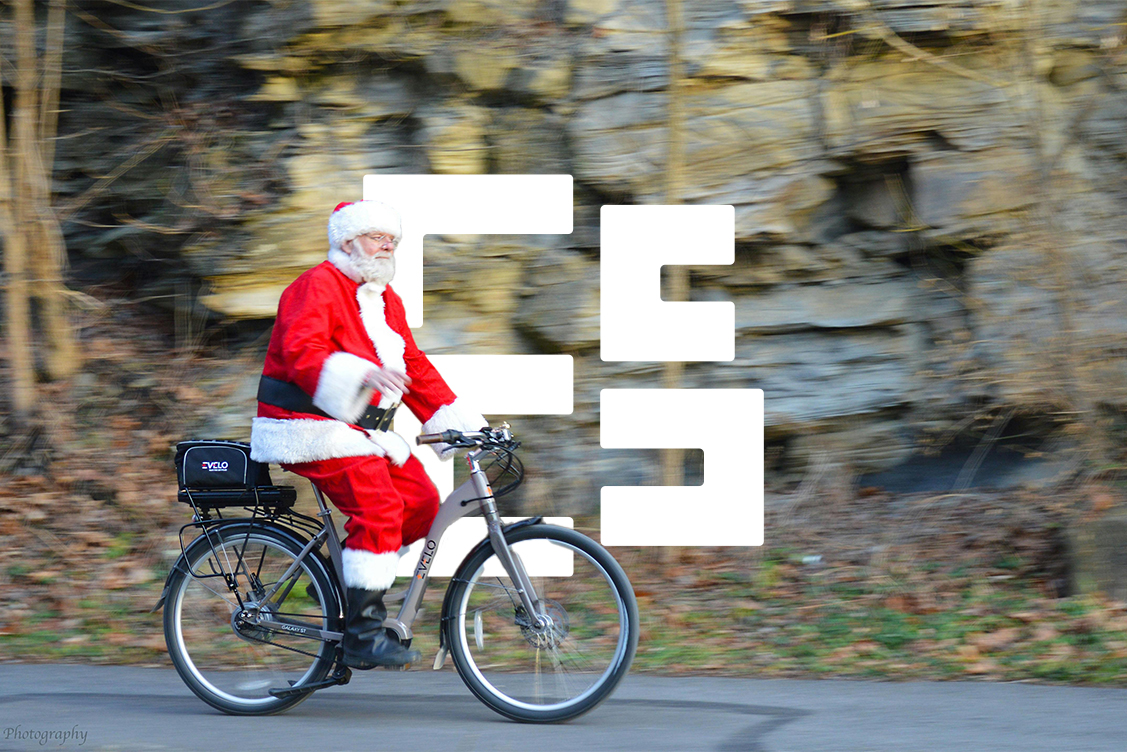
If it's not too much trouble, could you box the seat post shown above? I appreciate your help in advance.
[311,482,347,605]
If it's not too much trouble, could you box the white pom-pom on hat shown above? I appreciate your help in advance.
[327,200,402,253]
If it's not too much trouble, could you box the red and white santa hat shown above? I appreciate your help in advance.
[327,200,402,253]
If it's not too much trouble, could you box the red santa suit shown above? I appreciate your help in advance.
[250,201,483,593]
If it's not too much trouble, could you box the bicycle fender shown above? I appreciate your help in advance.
[436,516,543,650]
[150,520,338,614]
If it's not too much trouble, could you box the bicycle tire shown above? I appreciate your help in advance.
[444,524,639,723]
[163,523,341,715]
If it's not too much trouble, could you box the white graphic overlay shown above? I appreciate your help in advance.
[394,354,574,577]
[363,174,573,327]
[401,517,575,579]
[600,389,763,546]
[600,205,735,362]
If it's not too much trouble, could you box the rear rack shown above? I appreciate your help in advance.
[178,485,297,511]
[176,485,322,582]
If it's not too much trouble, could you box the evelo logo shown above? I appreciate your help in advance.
[202,461,229,472]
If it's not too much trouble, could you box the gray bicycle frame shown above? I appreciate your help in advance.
[253,445,542,644]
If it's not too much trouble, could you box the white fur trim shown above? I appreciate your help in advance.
[328,201,401,254]
[313,352,376,424]
[420,399,487,460]
[251,417,391,464]
[422,398,487,435]
[342,547,400,591]
[366,428,412,467]
[327,247,363,283]
[356,284,407,409]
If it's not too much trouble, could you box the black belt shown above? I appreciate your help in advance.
[257,375,397,432]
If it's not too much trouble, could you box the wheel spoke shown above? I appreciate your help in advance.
[192,573,240,608]
[446,527,638,722]
[164,529,338,714]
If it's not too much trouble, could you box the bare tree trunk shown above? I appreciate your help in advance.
[661,0,686,563]
[0,230,34,422]
[1016,0,1107,468]
[30,0,80,379]
[1,0,42,422]
[0,126,35,421]
[39,0,66,169]
[32,218,79,379]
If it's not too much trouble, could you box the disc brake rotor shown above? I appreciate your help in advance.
[517,599,569,649]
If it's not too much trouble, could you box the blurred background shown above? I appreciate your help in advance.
[2,0,1127,682]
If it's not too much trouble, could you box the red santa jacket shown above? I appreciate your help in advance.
[250,260,482,466]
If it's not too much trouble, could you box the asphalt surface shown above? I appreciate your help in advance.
[0,664,1125,751]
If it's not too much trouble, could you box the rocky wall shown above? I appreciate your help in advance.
[51,0,1127,510]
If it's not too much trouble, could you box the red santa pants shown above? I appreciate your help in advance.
[282,453,440,558]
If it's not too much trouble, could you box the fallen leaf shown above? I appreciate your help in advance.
[1091,489,1117,514]
[1031,625,1059,642]
[970,627,1021,652]
[955,644,980,661]
[965,658,999,674]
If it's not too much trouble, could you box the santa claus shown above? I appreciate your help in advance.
[250,199,484,669]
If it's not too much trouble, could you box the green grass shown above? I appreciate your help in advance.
[625,555,1127,684]
[5,557,1127,687]
[104,533,135,560]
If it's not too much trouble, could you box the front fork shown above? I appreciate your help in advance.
[467,451,545,629]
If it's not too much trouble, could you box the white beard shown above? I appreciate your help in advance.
[351,253,395,286]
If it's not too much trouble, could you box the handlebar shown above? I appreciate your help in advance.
[416,429,463,445]
[416,424,517,451]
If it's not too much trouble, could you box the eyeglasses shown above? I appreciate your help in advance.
[359,232,398,249]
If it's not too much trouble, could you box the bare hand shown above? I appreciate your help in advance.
[363,367,411,399]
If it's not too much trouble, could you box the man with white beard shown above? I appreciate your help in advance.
[250,200,485,669]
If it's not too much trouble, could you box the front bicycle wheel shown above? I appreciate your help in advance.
[163,525,340,715]
[445,524,639,723]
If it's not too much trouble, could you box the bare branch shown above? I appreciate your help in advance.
[851,1,1003,88]
[100,0,239,15]
[38,0,67,170]
[55,129,178,219]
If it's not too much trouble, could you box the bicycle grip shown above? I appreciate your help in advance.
[416,430,460,446]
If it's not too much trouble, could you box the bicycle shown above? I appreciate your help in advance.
[156,424,639,723]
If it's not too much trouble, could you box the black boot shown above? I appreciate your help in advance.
[342,587,421,669]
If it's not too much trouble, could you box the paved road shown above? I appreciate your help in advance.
[0,664,1124,751]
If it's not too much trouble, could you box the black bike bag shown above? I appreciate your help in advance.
[175,440,270,490]
[174,439,296,509]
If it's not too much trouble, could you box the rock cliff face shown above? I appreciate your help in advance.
[53,0,1127,508]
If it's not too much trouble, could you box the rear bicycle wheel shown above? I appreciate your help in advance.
[163,525,340,715]
[445,524,639,723]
